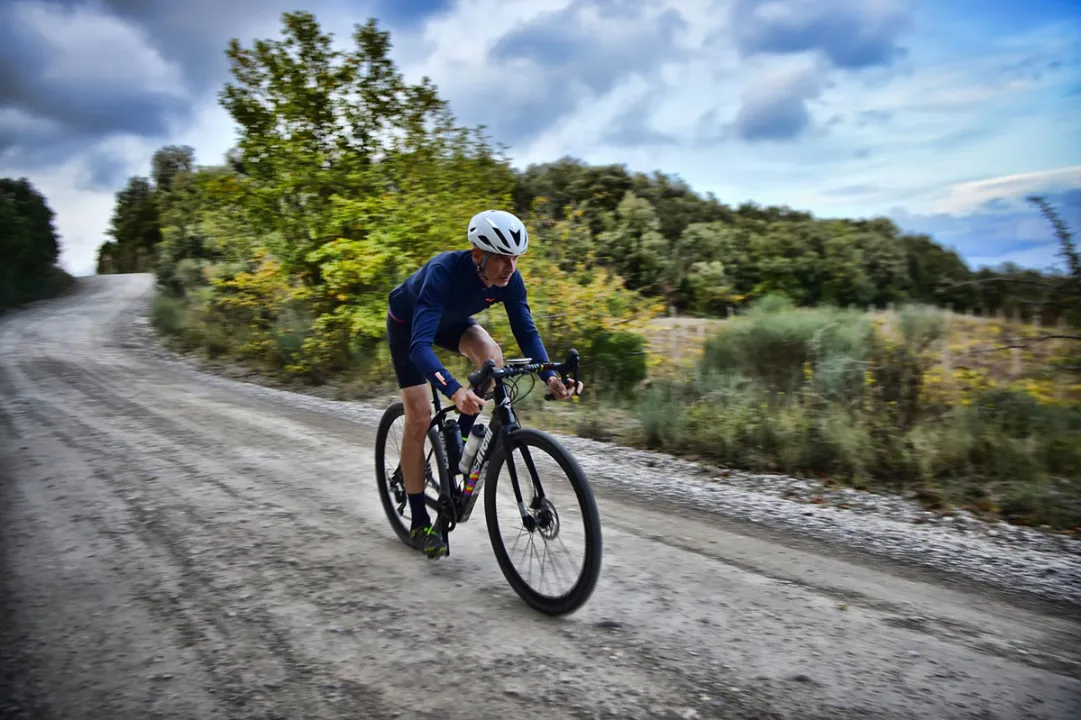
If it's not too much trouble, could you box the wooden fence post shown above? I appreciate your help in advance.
[941,306,953,396]
[1010,307,1022,378]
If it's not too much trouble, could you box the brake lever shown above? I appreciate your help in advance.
[544,349,581,402]
[467,358,496,396]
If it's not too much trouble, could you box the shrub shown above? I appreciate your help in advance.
[272,303,312,367]
[898,304,946,352]
[151,293,185,335]
[583,329,648,393]
[175,258,211,291]
[636,379,689,449]
[700,298,873,400]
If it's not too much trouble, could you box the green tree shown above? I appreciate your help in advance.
[595,191,668,294]
[151,145,195,194]
[0,177,71,309]
[901,233,974,308]
[209,11,517,375]
[98,176,161,273]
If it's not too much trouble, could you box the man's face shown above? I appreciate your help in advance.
[474,248,519,287]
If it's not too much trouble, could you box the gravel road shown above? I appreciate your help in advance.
[1,274,1079,720]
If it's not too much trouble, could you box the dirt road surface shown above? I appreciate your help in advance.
[2,275,1079,720]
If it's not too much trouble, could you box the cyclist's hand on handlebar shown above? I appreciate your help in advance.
[546,375,583,400]
[451,386,485,415]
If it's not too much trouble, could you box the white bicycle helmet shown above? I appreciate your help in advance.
[467,209,529,255]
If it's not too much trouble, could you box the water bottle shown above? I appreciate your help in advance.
[458,422,487,475]
[443,418,463,472]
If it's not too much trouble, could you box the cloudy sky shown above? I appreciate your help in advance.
[2,0,1079,277]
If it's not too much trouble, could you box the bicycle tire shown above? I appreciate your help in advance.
[374,401,451,547]
[483,427,603,616]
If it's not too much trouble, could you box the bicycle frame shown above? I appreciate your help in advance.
[424,350,581,543]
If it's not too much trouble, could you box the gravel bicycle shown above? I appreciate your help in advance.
[374,348,603,616]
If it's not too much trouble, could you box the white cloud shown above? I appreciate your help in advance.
[0,107,64,143]
[933,166,1081,215]
[24,161,116,277]
[4,95,235,277]
[394,0,1080,227]
[409,0,571,77]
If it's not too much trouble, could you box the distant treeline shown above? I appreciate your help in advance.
[509,157,1078,322]
[97,145,1076,324]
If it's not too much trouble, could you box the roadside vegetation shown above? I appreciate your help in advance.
[589,299,1081,531]
[86,12,1079,531]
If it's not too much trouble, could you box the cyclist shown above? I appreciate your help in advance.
[386,209,581,558]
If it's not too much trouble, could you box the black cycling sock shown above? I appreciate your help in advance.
[408,492,430,529]
[457,412,476,442]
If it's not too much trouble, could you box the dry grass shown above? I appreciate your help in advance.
[639,316,727,377]
[637,308,1080,402]
[877,310,1080,406]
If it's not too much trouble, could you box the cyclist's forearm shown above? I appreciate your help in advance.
[408,339,462,398]
[409,303,462,398]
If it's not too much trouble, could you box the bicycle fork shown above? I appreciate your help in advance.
[505,438,548,532]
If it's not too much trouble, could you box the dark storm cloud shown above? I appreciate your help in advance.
[733,67,822,142]
[1,0,456,172]
[0,1,190,169]
[724,0,911,144]
[731,0,911,70]
[79,148,133,191]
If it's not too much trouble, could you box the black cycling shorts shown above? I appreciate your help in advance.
[386,310,477,389]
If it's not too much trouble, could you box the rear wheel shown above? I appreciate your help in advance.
[483,428,603,616]
[375,401,449,548]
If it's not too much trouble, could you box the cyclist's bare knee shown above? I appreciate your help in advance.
[459,325,503,369]
[400,385,432,440]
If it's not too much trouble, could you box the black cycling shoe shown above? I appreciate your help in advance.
[409,525,448,559]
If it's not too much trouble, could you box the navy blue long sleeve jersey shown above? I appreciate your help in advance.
[388,250,556,398]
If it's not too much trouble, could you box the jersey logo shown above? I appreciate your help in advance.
[434,371,447,386]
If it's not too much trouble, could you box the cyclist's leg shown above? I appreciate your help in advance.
[399,383,432,498]
[457,322,504,380]
[386,313,446,556]
[399,383,448,555]
[452,322,504,438]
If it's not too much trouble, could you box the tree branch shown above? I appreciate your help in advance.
[944,276,1060,290]
[961,333,1081,355]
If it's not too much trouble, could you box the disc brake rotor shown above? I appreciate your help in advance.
[532,497,560,540]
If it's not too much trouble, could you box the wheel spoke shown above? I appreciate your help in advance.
[483,430,602,615]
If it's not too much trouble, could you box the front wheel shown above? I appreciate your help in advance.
[483,428,603,616]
